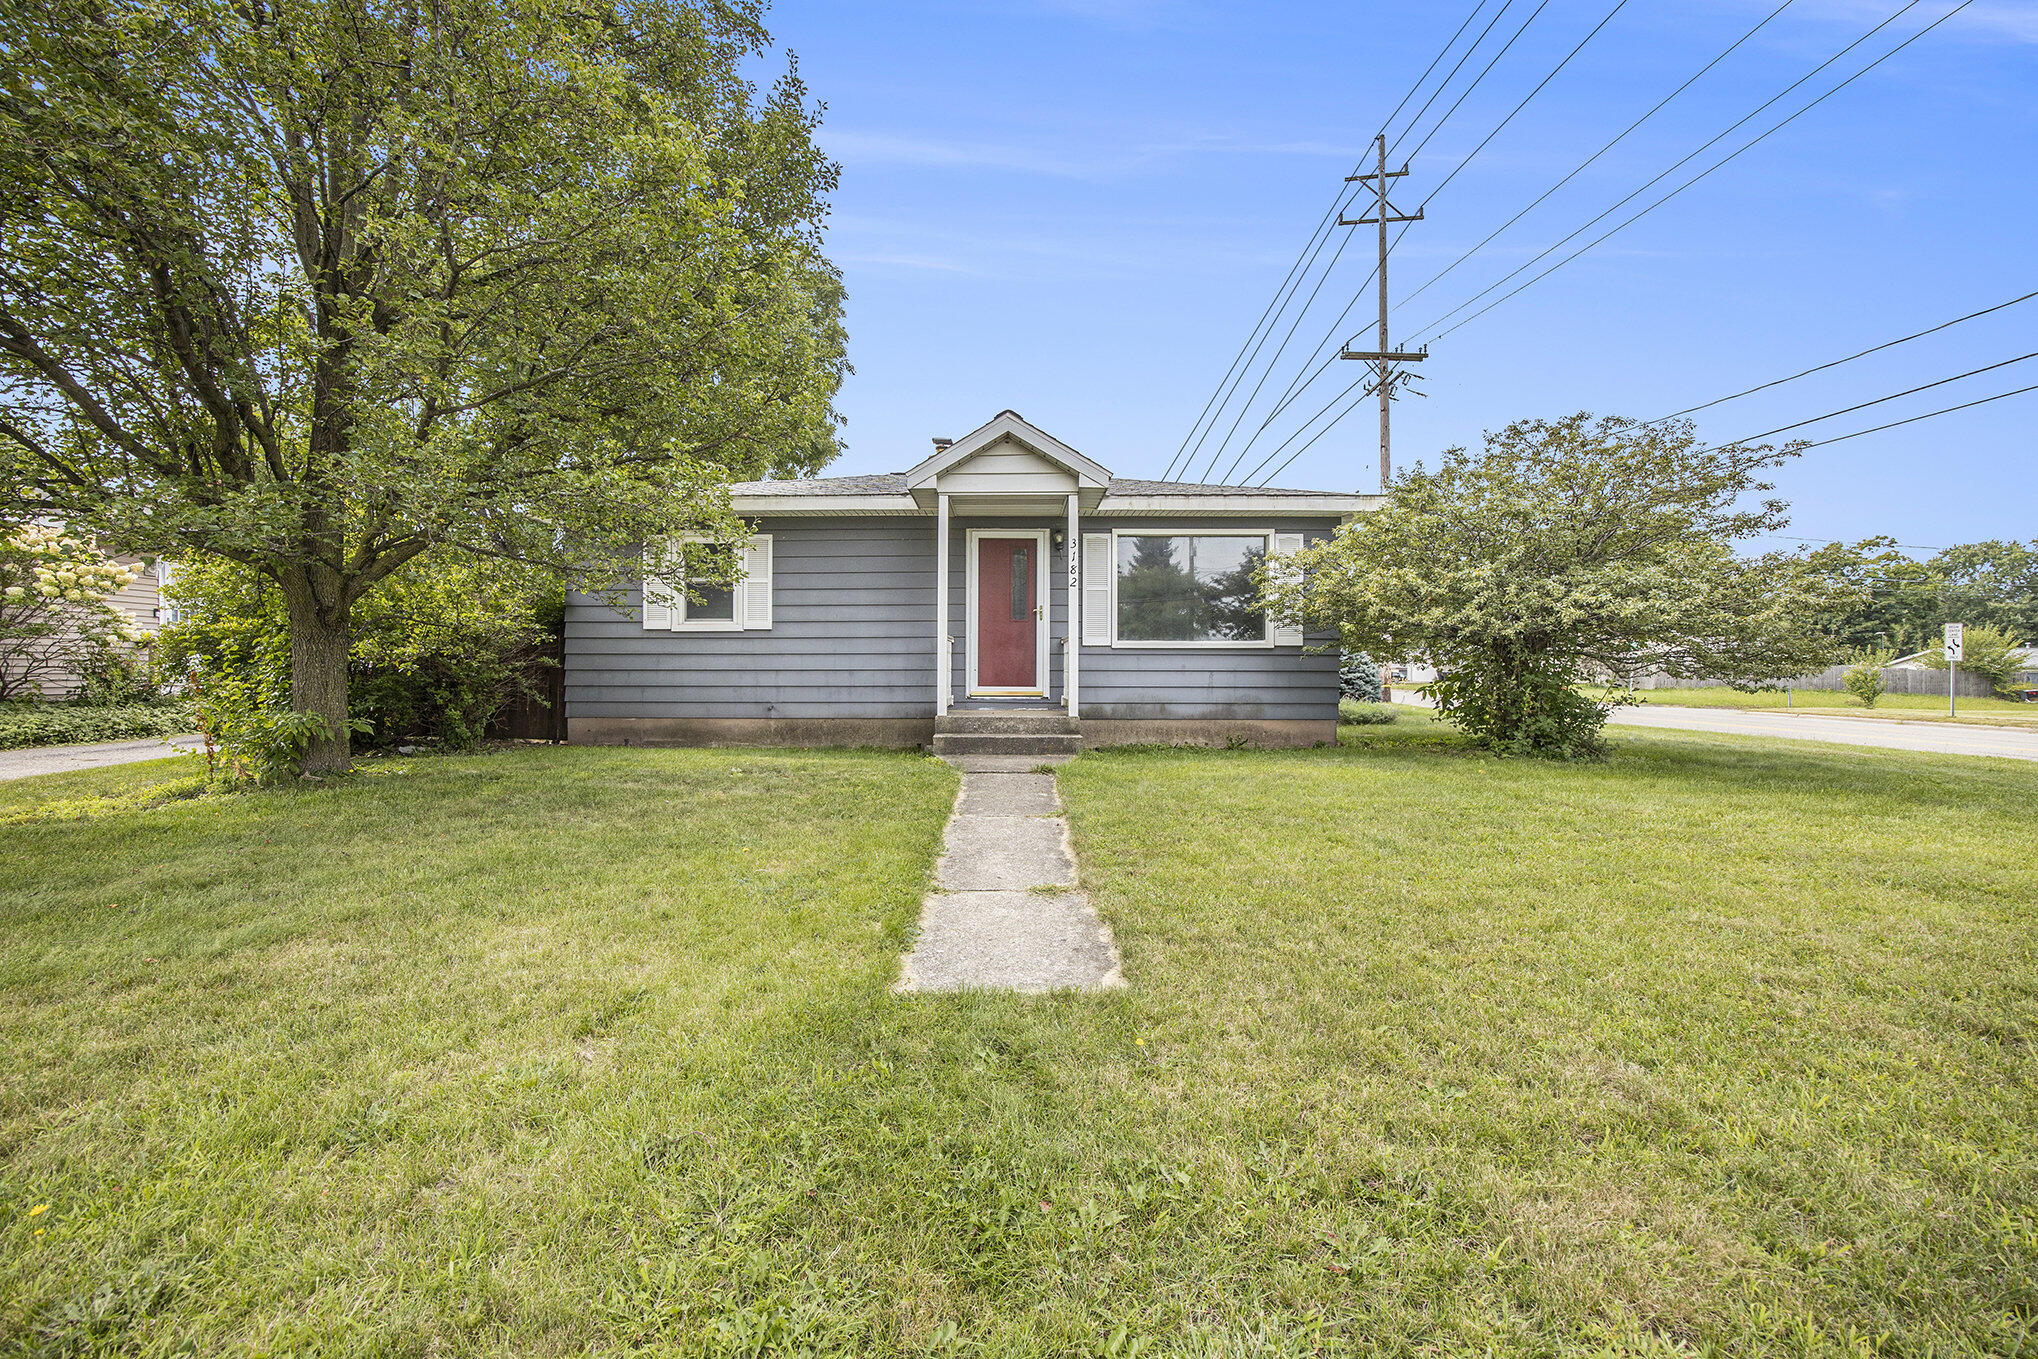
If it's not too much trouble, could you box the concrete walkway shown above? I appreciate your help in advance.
[897,758,1124,994]
[0,734,201,782]
[1389,691,2038,762]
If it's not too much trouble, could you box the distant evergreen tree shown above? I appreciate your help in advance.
[1339,652,1382,702]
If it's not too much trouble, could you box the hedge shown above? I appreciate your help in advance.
[0,702,198,751]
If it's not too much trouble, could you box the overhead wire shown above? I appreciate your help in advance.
[1395,0,1799,316]
[1650,288,2038,422]
[1711,351,2038,446]
[1163,0,1492,479]
[1207,0,1621,482]
[1408,0,1971,344]
[1187,0,1558,483]
[1771,381,2038,454]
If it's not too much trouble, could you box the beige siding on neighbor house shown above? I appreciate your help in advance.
[9,556,163,699]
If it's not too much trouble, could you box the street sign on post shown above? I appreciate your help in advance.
[1945,622,1964,716]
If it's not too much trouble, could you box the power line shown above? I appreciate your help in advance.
[1652,288,2038,421]
[1408,0,1959,345]
[1406,0,1635,231]
[1379,0,1500,148]
[1213,1,1631,483]
[1192,195,1376,482]
[1754,532,1947,553]
[1166,1,1490,480]
[1786,381,2038,453]
[1395,0,1798,317]
[1246,375,1384,488]
[1196,1,1561,484]
[1162,179,1362,480]
[1397,0,1556,165]
[1389,0,1527,159]
[1716,351,2038,446]
[1227,371,1375,488]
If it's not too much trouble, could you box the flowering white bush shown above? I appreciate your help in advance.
[0,524,149,700]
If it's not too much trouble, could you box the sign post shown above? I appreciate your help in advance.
[1944,622,1964,717]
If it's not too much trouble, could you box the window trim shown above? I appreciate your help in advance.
[652,535,762,633]
[1108,526,1276,650]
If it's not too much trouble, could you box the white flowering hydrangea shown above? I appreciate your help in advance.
[1,524,153,700]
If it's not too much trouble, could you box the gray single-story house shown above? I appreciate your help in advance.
[564,411,1376,751]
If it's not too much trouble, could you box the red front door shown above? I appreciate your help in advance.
[977,537,1039,690]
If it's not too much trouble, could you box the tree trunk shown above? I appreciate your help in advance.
[281,577,353,775]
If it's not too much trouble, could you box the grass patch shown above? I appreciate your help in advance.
[5,733,2036,1354]
[1336,697,1399,725]
[1597,685,2038,725]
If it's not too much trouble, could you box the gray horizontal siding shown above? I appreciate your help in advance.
[563,512,1344,725]
[1075,517,1339,722]
[566,518,938,720]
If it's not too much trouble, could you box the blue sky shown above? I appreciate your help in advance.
[762,0,2035,551]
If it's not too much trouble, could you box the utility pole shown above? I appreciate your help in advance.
[1339,134,1426,492]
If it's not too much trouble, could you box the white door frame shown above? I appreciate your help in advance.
[965,527,1051,696]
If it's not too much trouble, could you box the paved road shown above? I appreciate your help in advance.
[1390,694,2038,762]
[0,734,202,782]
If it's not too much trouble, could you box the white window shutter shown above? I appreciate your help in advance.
[642,575,675,631]
[1271,532,1305,646]
[742,535,773,630]
[1081,533,1113,646]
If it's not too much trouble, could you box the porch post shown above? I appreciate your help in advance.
[1066,492,1079,717]
[935,493,950,717]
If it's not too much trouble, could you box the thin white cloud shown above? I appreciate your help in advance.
[1712,0,2038,43]
[821,127,1357,181]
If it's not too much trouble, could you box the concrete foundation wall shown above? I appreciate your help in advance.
[571,715,1333,750]
[1080,718,1334,748]
[570,716,934,748]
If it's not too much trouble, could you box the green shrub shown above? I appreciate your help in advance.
[1844,648,1895,707]
[0,701,195,750]
[159,557,559,752]
[1338,698,1399,726]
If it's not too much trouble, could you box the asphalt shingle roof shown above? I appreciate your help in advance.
[729,473,1349,497]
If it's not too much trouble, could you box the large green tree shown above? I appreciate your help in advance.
[0,0,846,770]
[1266,414,1859,756]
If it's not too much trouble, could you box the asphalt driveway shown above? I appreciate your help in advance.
[0,734,202,782]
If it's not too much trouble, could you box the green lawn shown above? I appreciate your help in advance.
[4,731,2036,1355]
[1597,685,2038,725]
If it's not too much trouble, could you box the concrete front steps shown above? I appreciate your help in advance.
[932,708,1082,758]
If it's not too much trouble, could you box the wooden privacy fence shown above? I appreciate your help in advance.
[487,625,567,742]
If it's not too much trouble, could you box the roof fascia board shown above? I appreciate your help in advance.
[1092,494,1378,517]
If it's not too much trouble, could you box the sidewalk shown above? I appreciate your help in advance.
[896,758,1123,994]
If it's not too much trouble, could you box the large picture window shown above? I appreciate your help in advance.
[1115,533,1269,644]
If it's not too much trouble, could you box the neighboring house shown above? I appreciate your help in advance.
[0,548,166,700]
[563,410,1375,749]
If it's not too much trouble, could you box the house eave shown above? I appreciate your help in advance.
[1091,494,1379,518]
[729,491,1379,519]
